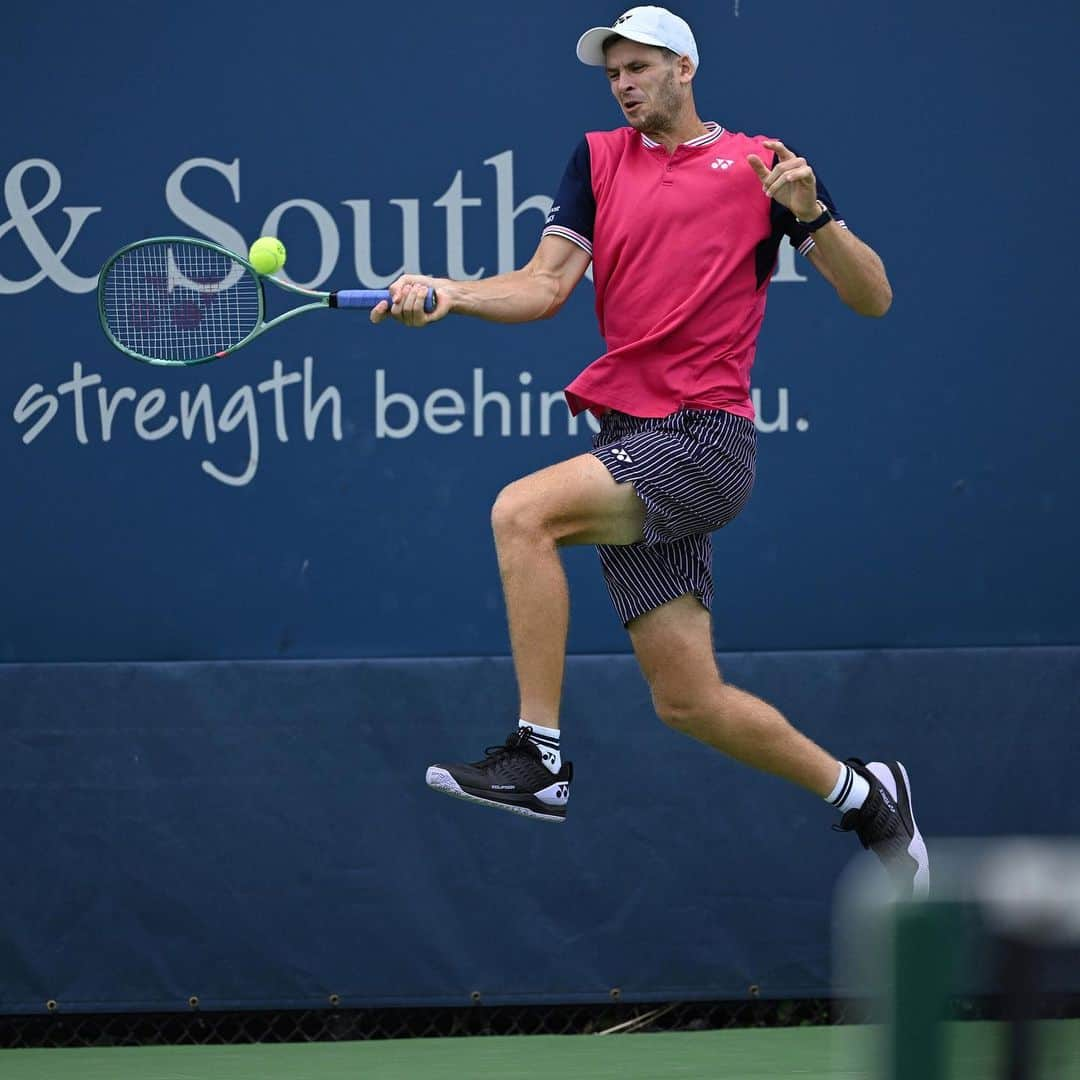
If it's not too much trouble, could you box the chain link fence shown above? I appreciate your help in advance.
[2,995,1077,1049]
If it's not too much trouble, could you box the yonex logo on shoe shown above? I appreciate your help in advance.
[611,446,633,463]
[555,784,569,800]
[710,158,734,170]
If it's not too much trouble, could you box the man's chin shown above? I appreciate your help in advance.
[625,110,655,131]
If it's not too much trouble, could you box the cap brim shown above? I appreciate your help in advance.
[575,26,672,66]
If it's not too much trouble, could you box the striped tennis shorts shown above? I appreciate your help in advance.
[591,408,757,626]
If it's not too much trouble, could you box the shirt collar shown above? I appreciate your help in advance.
[640,121,725,151]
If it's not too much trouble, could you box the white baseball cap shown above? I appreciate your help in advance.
[576,6,699,70]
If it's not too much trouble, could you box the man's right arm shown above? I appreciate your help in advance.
[370,235,592,328]
[374,138,596,329]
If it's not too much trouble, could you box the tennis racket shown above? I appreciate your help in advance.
[97,235,435,367]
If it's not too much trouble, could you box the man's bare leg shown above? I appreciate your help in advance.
[425,453,646,820]
[625,593,929,895]
[490,453,645,728]
[628,593,841,795]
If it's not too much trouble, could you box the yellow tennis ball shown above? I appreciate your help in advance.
[248,236,286,275]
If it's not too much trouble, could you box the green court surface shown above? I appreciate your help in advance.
[3,1022,1079,1080]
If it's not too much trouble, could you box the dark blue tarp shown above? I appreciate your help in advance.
[2,648,1077,1012]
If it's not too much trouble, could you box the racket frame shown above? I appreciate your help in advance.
[97,236,393,367]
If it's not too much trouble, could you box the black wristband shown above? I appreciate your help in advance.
[797,202,833,233]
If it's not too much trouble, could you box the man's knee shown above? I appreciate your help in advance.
[491,480,546,545]
[651,680,728,736]
[653,692,698,734]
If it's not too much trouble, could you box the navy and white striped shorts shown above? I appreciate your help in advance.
[591,408,757,626]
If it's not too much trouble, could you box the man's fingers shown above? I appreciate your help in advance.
[746,153,769,181]
[763,139,794,161]
[764,165,815,198]
[376,276,441,327]
[400,283,430,327]
[386,277,421,309]
[764,157,809,181]
[764,175,787,198]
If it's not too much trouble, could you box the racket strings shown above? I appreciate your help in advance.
[102,242,261,362]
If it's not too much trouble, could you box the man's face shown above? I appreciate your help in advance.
[604,38,683,133]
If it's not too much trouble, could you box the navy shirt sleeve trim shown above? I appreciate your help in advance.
[541,139,595,256]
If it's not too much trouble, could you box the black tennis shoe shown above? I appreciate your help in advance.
[425,727,572,823]
[835,758,929,898]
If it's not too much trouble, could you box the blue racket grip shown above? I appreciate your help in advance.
[331,288,437,314]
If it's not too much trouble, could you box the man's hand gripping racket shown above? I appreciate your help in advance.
[369,274,450,329]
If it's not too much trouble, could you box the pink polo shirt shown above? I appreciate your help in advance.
[541,123,844,419]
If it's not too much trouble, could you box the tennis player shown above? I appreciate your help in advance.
[373,5,928,898]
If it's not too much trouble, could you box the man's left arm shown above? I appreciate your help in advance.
[748,140,893,318]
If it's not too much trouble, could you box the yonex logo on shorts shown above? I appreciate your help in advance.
[593,409,757,626]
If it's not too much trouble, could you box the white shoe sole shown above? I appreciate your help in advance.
[425,767,567,823]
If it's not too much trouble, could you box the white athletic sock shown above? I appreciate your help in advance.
[825,761,870,815]
[519,719,561,774]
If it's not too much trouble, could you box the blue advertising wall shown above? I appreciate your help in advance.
[1,0,1078,1013]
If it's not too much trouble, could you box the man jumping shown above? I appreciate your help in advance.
[373,6,928,899]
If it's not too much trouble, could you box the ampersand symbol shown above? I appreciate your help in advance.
[0,159,101,294]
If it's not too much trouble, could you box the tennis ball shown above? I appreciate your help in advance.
[248,236,286,275]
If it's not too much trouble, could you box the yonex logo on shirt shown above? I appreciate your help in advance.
[710,158,734,170]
